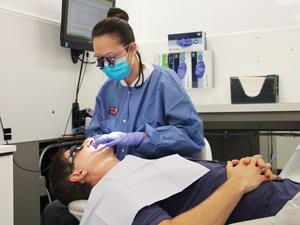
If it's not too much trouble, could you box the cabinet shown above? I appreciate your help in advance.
[13,137,84,225]
[0,145,16,225]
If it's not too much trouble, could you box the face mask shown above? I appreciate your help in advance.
[101,50,135,81]
[101,57,131,81]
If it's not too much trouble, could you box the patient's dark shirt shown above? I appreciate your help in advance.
[132,160,300,225]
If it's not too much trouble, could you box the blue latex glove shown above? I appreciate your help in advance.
[92,132,144,148]
[91,134,102,140]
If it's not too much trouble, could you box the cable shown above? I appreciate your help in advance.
[270,132,274,163]
[1,54,90,173]
[77,56,96,64]
[41,53,90,171]
[45,187,52,204]
[75,51,86,103]
[1,56,89,174]
[57,52,88,143]
[13,158,41,173]
[54,52,89,153]
[0,116,43,172]
[220,132,227,160]
[59,52,89,141]
[61,110,72,140]
[246,135,254,156]
[79,52,89,90]
[39,140,83,171]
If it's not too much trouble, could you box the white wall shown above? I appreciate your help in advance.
[117,0,300,41]
[5,0,300,40]
[138,27,300,107]
[0,8,106,144]
[1,0,300,143]
[117,0,300,108]
[0,0,62,22]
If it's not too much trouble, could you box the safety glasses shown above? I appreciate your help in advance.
[95,44,130,69]
[68,145,83,168]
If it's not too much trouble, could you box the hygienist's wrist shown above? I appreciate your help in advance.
[143,132,148,140]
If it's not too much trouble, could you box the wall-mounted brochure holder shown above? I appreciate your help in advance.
[230,75,279,104]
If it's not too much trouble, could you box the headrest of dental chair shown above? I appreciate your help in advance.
[197,137,213,160]
[68,199,88,221]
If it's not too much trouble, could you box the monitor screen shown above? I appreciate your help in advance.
[61,0,115,51]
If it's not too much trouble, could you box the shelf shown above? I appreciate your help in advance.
[195,103,300,113]
[0,145,16,154]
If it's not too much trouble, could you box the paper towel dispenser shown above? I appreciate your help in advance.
[230,75,279,104]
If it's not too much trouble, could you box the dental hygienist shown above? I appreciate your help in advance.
[87,17,204,160]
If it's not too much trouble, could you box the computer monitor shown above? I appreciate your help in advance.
[60,0,115,51]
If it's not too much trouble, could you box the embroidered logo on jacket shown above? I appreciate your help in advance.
[108,106,119,116]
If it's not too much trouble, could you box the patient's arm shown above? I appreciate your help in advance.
[159,158,268,225]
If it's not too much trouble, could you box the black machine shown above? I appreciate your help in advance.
[71,102,93,129]
[60,0,116,131]
[60,0,115,52]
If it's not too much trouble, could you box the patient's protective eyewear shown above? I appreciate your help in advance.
[68,145,83,168]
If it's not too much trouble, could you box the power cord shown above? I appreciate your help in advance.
[79,52,89,90]
[246,135,254,156]
[0,116,42,172]
[77,54,96,64]
[13,158,41,173]
[58,50,89,144]
[75,51,86,103]
[270,132,274,163]
[40,53,88,199]
[0,51,91,173]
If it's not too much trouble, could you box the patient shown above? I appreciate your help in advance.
[49,139,300,225]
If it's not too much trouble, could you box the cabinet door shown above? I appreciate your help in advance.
[0,154,14,225]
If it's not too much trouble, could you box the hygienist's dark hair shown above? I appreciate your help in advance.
[92,17,144,88]
[107,7,129,21]
[49,148,92,205]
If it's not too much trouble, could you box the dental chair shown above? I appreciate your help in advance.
[68,143,300,225]
[197,137,213,160]
[68,143,300,224]
[69,142,300,225]
[68,200,87,221]
[68,137,213,221]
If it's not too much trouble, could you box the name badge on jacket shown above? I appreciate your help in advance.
[108,106,118,116]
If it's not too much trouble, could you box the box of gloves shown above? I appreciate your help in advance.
[168,31,206,53]
[230,75,279,104]
[155,31,213,89]
[156,50,213,89]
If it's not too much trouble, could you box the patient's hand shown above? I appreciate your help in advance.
[231,155,277,181]
[226,157,268,194]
